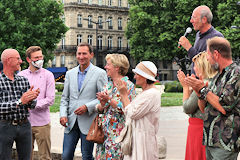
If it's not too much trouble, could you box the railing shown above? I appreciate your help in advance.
[55,45,130,54]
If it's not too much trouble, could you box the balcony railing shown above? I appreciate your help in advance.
[55,45,130,54]
[78,24,82,27]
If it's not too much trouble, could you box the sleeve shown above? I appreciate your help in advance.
[188,47,198,61]
[183,91,199,114]
[60,72,70,117]
[126,91,160,120]
[218,71,240,112]
[35,72,55,110]
[85,70,108,115]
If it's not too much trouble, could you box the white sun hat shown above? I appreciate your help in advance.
[132,61,157,81]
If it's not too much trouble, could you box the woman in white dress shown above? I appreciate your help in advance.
[117,61,161,160]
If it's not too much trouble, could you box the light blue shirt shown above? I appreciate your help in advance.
[78,64,91,91]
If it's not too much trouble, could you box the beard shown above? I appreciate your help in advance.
[211,62,220,72]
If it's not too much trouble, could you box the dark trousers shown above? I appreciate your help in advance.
[0,120,32,160]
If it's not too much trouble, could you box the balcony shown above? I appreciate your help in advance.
[98,25,103,29]
[108,26,113,29]
[88,24,93,28]
[77,24,82,27]
[118,26,122,30]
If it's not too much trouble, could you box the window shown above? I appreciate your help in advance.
[52,56,56,67]
[108,36,112,49]
[118,0,122,7]
[98,36,103,50]
[163,61,168,69]
[127,18,130,24]
[108,17,112,29]
[61,55,65,67]
[118,18,122,30]
[61,0,64,4]
[77,14,82,27]
[88,35,93,45]
[61,38,65,50]
[88,15,93,28]
[77,34,82,46]
[127,40,130,49]
[78,0,82,3]
[108,0,112,6]
[128,3,130,8]
[98,16,103,29]
[98,0,102,5]
[117,37,122,49]
[88,0,92,4]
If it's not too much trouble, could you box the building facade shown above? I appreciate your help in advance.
[52,0,131,69]
[51,0,182,81]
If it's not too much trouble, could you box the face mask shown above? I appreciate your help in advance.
[31,59,44,69]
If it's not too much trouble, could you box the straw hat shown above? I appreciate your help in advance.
[132,61,157,81]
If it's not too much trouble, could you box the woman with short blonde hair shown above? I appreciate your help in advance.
[105,54,130,76]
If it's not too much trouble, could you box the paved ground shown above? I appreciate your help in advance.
[48,106,240,160]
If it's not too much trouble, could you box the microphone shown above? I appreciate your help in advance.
[178,27,192,48]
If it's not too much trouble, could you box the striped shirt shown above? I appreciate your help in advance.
[0,72,35,120]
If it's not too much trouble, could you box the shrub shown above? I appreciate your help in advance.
[164,81,183,92]
[55,83,64,92]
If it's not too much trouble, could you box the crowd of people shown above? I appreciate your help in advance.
[0,4,239,160]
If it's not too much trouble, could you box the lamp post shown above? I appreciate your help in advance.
[83,18,110,66]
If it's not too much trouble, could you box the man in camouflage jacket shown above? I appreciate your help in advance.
[185,36,240,160]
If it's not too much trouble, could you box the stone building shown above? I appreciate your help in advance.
[51,0,131,70]
[50,0,182,81]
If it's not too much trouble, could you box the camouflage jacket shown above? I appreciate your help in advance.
[203,62,240,152]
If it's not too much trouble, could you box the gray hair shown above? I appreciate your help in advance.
[200,5,213,24]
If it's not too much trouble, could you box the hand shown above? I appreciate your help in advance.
[115,79,127,96]
[184,74,205,94]
[178,36,192,51]
[177,69,188,87]
[21,86,40,105]
[74,105,88,115]
[60,117,68,127]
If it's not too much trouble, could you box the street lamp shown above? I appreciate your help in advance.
[83,18,110,66]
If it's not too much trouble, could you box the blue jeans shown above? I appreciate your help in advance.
[206,146,239,160]
[0,120,32,160]
[62,121,94,160]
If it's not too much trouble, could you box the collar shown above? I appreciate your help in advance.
[78,63,91,74]
[199,26,213,38]
[1,72,21,81]
[27,67,42,74]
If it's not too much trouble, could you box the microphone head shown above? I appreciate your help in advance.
[186,27,192,34]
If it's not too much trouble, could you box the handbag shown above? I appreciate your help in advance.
[115,120,133,155]
[86,115,104,144]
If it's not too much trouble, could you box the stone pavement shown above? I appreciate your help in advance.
[48,106,240,160]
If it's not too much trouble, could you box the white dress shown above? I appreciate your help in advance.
[124,87,161,160]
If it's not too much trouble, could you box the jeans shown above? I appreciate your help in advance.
[62,121,94,160]
[206,146,239,160]
[0,120,32,160]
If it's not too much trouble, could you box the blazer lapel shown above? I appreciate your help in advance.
[79,64,95,94]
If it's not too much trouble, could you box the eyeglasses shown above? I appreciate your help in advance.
[192,51,205,62]
[9,57,22,61]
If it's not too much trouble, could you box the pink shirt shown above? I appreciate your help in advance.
[18,68,55,126]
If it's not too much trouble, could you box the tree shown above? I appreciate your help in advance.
[126,0,239,69]
[0,0,68,68]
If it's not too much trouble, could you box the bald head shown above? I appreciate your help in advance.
[194,5,213,24]
[1,49,19,63]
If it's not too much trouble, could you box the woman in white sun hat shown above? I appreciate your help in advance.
[117,61,161,160]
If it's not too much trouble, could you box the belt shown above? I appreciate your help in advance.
[0,118,28,126]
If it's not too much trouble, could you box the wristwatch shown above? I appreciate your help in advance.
[199,86,210,100]
[16,99,23,106]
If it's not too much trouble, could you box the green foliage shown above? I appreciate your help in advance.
[0,0,68,68]
[55,83,64,92]
[51,95,61,112]
[126,0,240,64]
[164,81,183,92]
